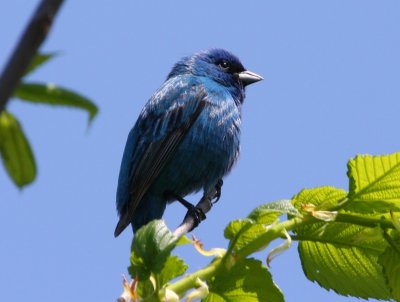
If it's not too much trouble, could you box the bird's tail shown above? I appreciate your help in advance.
[114,214,130,237]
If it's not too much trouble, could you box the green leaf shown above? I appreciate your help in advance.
[293,186,392,299]
[14,82,98,123]
[136,256,188,300]
[346,152,400,213]
[248,199,299,223]
[24,52,57,76]
[137,279,155,300]
[128,220,178,280]
[158,255,188,286]
[225,219,270,252]
[225,200,296,252]
[0,111,36,188]
[203,258,284,302]
[378,245,400,300]
[225,219,254,241]
[299,240,391,300]
[292,186,347,212]
[297,222,388,254]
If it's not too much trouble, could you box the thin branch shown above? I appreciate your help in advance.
[0,0,64,113]
[173,187,217,238]
[165,217,306,299]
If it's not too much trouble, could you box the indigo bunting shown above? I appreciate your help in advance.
[114,48,262,237]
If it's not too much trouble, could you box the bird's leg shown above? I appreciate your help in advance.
[164,191,193,209]
[212,179,223,203]
[164,191,206,227]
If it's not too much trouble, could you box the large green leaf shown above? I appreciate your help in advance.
[296,221,387,252]
[203,258,284,302]
[346,152,400,213]
[378,244,400,301]
[293,186,392,299]
[14,82,98,123]
[128,220,179,280]
[0,111,36,188]
[24,52,57,76]
[299,241,391,300]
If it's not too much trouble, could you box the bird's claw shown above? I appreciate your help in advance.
[165,190,206,225]
[165,190,207,232]
[212,179,223,203]
[184,206,206,231]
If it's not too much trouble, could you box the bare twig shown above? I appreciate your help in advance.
[173,187,217,238]
[0,0,64,113]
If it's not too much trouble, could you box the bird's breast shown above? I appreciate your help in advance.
[149,79,242,197]
[162,99,241,195]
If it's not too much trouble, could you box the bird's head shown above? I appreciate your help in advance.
[168,48,263,90]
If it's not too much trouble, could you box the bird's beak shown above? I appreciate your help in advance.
[237,70,263,86]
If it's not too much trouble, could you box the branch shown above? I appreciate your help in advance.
[164,217,306,299]
[0,0,64,113]
[173,187,216,238]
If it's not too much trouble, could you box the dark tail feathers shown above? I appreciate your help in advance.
[114,214,130,237]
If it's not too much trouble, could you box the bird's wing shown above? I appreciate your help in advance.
[114,82,208,237]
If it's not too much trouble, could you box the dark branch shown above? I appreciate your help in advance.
[0,0,64,113]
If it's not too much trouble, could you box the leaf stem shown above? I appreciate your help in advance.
[235,217,306,259]
[163,258,221,299]
[335,212,397,229]
[163,216,309,298]
[160,210,399,299]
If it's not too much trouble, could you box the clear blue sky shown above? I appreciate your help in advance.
[1,1,400,301]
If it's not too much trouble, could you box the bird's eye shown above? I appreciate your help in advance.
[218,60,231,71]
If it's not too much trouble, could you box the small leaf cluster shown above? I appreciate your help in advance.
[0,53,98,188]
[128,220,189,300]
[128,152,400,302]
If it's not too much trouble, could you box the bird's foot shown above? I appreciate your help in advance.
[164,191,206,230]
[183,205,206,230]
[212,179,223,203]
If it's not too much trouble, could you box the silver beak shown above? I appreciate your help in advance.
[237,70,263,86]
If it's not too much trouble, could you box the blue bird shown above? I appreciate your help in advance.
[114,48,262,237]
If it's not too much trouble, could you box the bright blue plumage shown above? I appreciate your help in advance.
[115,49,262,236]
